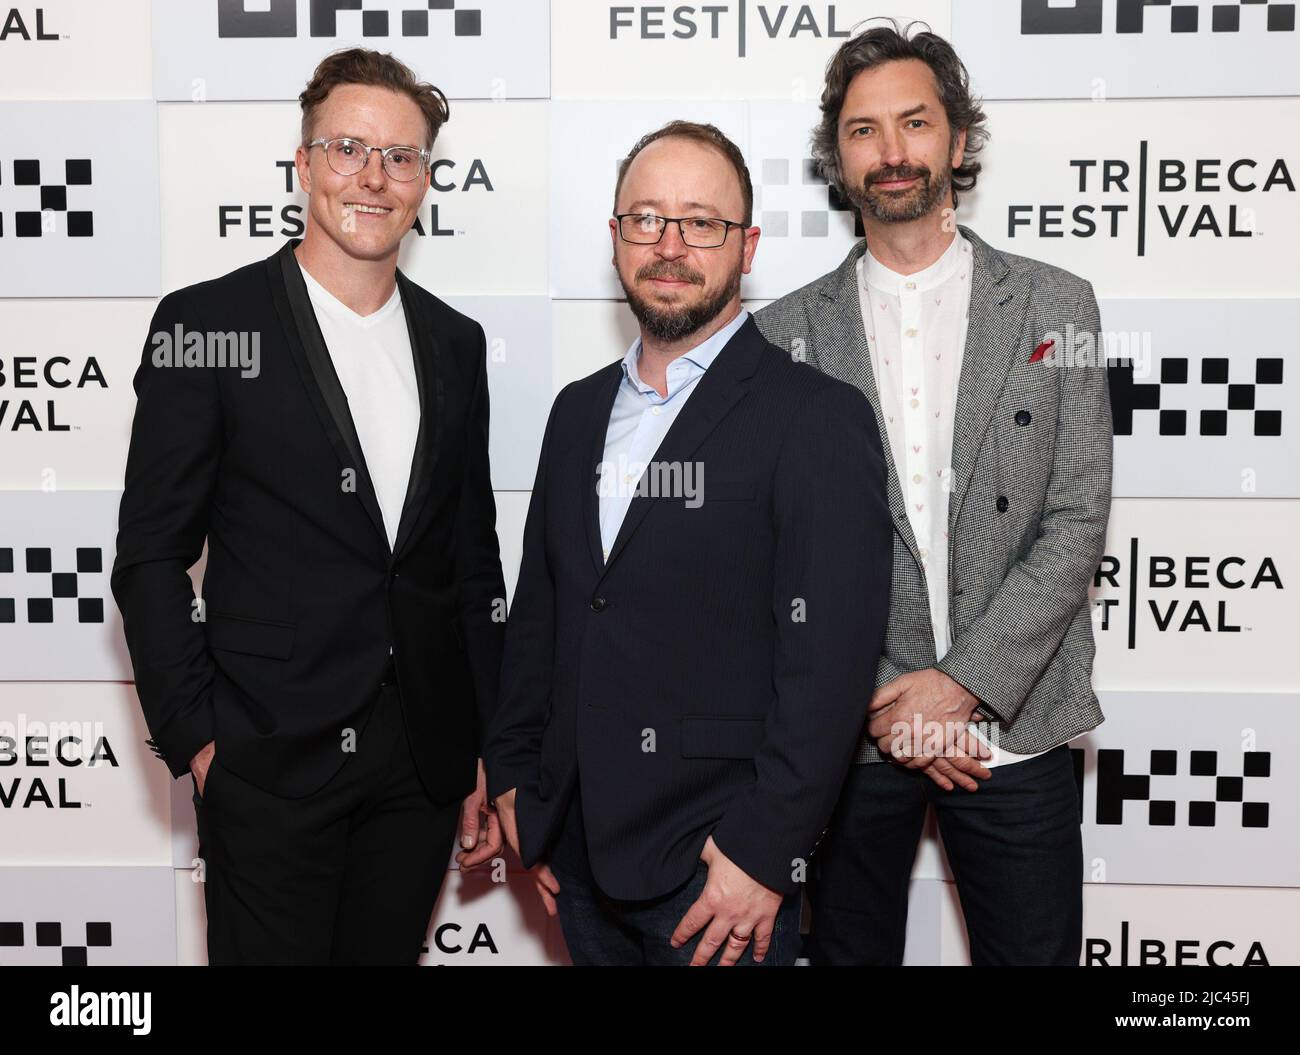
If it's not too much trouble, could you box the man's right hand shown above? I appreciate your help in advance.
[493,786,561,918]
[190,741,216,797]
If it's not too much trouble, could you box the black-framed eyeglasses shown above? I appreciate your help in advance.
[614,212,747,249]
[307,137,430,182]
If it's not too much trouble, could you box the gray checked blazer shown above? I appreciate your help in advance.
[755,224,1112,763]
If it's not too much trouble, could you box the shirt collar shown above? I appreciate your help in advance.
[621,308,750,396]
[861,231,970,296]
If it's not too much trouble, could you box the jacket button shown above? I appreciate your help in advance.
[590,597,607,612]
[996,495,1009,513]
[1015,410,1032,426]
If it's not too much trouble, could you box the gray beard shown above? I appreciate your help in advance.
[850,164,952,224]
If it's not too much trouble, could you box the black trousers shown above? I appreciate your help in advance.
[193,681,461,965]
[808,743,1083,966]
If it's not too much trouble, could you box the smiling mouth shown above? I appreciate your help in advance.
[874,176,919,190]
[346,203,393,215]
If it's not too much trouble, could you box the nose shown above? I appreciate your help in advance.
[654,220,688,260]
[878,126,907,169]
[359,149,387,191]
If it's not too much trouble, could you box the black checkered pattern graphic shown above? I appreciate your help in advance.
[0,920,112,966]
[1,158,93,238]
[1108,356,1284,436]
[1093,749,1271,827]
[0,547,104,623]
[217,0,482,39]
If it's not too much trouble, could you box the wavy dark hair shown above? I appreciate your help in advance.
[811,19,989,208]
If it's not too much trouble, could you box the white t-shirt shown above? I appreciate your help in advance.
[298,261,420,554]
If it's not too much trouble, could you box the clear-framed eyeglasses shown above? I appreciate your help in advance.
[614,212,747,249]
[307,137,430,182]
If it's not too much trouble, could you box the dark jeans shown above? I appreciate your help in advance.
[546,783,803,966]
[193,682,461,965]
[809,743,1082,966]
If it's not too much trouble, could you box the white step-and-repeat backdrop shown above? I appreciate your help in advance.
[1,0,1297,965]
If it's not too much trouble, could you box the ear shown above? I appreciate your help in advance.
[294,144,312,194]
[950,126,967,171]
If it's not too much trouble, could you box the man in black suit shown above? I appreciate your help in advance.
[485,122,892,966]
[112,50,506,964]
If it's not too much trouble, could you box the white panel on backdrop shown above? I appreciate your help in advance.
[552,100,864,300]
[958,100,1300,299]
[175,866,207,966]
[158,100,548,294]
[0,683,172,865]
[443,296,551,490]
[911,878,1300,966]
[953,0,1300,99]
[151,0,550,101]
[552,0,951,99]
[0,0,152,100]
[421,867,567,965]
[495,490,529,605]
[0,299,157,490]
[1100,299,1299,498]
[1073,691,1298,887]
[0,491,131,680]
[1090,500,1296,691]
[1080,883,1297,967]
[0,102,160,297]
[0,866,177,965]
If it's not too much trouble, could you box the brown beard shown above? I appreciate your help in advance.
[619,258,743,343]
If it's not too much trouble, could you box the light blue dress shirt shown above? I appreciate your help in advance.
[597,308,751,561]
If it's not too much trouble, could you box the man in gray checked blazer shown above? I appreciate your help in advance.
[755,23,1112,965]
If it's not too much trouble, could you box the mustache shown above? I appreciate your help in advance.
[867,164,930,186]
[636,262,704,285]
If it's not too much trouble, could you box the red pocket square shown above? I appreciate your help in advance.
[1028,339,1055,364]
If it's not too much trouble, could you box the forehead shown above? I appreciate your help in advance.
[313,83,426,140]
[842,58,943,114]
[617,136,745,213]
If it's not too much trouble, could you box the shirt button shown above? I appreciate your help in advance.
[919,547,928,558]
[652,406,662,416]
[910,398,919,408]
[912,474,923,484]
[905,328,918,338]
[905,281,916,290]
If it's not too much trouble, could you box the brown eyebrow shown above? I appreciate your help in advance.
[623,199,723,215]
[842,102,933,127]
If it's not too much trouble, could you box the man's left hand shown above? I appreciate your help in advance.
[455,758,502,870]
[669,836,784,966]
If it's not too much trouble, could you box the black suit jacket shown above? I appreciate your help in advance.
[485,316,892,899]
[112,238,506,802]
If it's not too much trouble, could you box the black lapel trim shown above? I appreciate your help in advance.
[270,239,388,554]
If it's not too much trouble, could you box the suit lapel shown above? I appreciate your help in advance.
[582,366,622,575]
[810,240,922,569]
[596,317,762,580]
[390,268,443,562]
[947,226,1028,531]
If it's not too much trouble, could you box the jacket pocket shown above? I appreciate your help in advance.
[681,715,766,759]
[206,612,295,660]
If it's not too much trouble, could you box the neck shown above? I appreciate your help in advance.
[860,206,957,276]
[637,299,742,397]
[295,221,398,316]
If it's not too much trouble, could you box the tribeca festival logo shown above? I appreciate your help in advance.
[0,713,119,809]
[217,156,491,240]
[1020,0,1297,36]
[1006,144,1295,256]
[1072,746,1270,827]
[0,349,108,432]
[1086,920,1269,967]
[608,2,851,57]
[0,6,61,40]
[2,923,115,968]
[1108,353,1284,437]
[1092,536,1283,648]
[0,158,92,239]
[0,546,105,626]
[216,0,483,39]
